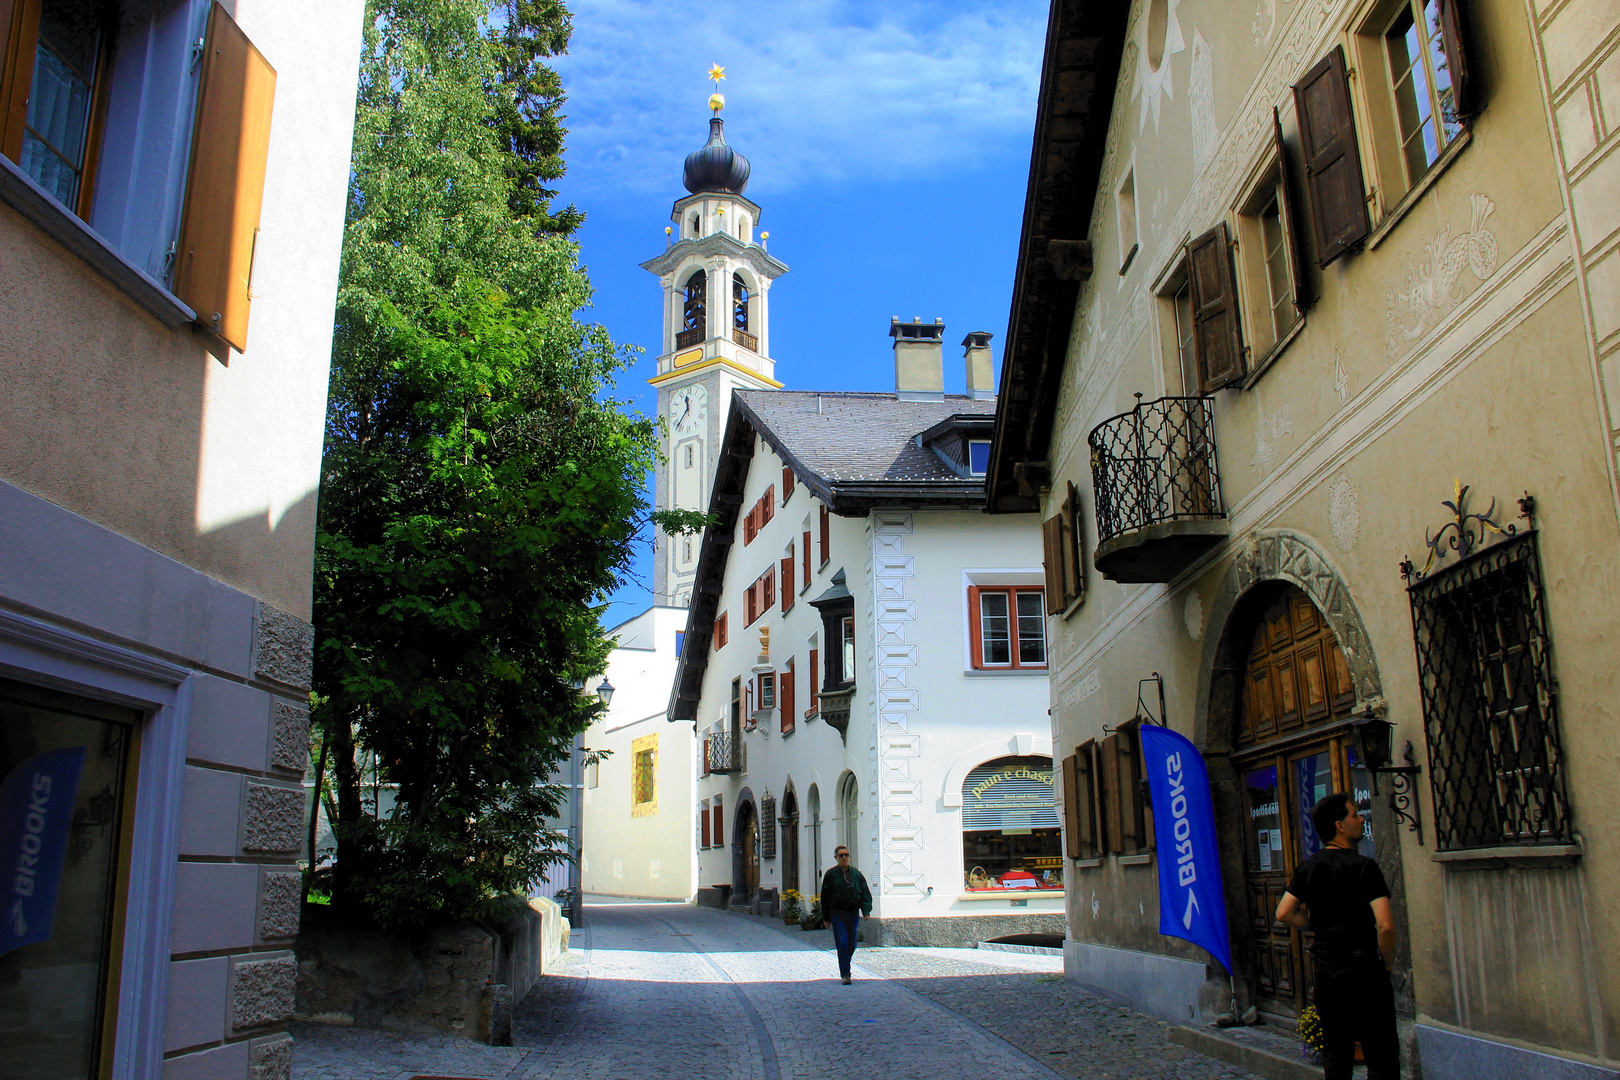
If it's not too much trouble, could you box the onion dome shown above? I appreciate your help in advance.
[683,116,751,195]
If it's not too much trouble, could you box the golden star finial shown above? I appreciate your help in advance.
[707,64,726,83]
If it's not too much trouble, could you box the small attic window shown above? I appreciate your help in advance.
[969,440,991,476]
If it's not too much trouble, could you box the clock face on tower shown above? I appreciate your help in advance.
[671,384,708,436]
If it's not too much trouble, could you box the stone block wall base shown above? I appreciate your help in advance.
[863,913,1065,948]
[1416,1023,1620,1080]
[1062,939,1208,1024]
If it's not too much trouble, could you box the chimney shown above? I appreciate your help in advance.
[890,317,945,402]
[962,331,995,400]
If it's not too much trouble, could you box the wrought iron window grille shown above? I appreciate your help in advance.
[1401,488,1571,851]
[1088,394,1224,545]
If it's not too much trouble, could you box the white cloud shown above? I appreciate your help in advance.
[552,0,1047,196]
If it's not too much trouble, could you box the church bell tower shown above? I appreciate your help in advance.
[642,79,788,608]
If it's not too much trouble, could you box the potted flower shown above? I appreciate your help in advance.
[802,893,823,931]
[780,889,804,924]
[1297,1006,1326,1066]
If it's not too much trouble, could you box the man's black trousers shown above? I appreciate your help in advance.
[1313,965,1399,1080]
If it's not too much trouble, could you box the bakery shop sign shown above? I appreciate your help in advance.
[962,759,1058,831]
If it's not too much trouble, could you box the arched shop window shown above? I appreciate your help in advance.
[961,756,1063,892]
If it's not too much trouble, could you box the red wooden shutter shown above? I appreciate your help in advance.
[1188,223,1246,391]
[1437,0,1475,118]
[713,800,723,846]
[1272,107,1314,310]
[762,487,775,525]
[173,2,278,353]
[780,667,795,735]
[781,555,793,611]
[967,585,984,668]
[701,802,711,846]
[1294,46,1370,267]
[783,466,795,503]
[819,506,830,565]
[765,567,775,608]
[802,529,812,583]
[1062,754,1082,859]
[807,650,819,713]
[1041,514,1065,611]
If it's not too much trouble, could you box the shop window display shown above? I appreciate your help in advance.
[961,756,1063,892]
[0,677,139,1080]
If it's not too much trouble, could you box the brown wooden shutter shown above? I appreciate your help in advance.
[713,800,723,846]
[1273,107,1314,310]
[1188,223,1246,391]
[802,529,811,582]
[762,487,775,525]
[782,466,795,503]
[0,0,40,162]
[701,801,711,845]
[1099,732,1123,853]
[807,649,819,712]
[819,505,830,565]
[1437,0,1475,118]
[781,554,793,610]
[1041,514,1065,611]
[1294,46,1369,268]
[173,2,277,353]
[1061,754,1082,859]
[1118,722,1144,853]
[1076,741,1098,858]
[1062,482,1084,607]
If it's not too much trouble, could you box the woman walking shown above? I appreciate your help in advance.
[820,846,872,984]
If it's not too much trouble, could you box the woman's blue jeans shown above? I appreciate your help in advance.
[829,909,860,977]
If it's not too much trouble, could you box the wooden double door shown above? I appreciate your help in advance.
[1234,587,1375,1018]
[737,802,760,897]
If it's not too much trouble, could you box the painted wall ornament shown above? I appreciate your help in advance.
[1384,194,1499,358]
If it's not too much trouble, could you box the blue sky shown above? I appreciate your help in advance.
[547,0,1049,624]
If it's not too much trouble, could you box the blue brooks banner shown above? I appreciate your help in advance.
[1138,724,1232,974]
[1,746,87,958]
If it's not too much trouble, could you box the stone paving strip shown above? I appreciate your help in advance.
[291,901,1264,1080]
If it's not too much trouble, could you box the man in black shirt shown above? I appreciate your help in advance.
[1276,792,1399,1080]
[820,846,872,984]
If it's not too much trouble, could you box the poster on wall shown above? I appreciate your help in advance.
[1138,726,1232,974]
[1,746,87,957]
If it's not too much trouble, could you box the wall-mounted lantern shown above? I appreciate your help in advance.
[1349,713,1424,844]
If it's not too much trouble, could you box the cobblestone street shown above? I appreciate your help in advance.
[292,899,1264,1080]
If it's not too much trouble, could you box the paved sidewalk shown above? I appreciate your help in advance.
[292,901,1264,1080]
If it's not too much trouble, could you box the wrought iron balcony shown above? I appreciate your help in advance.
[706,730,742,774]
[675,326,705,350]
[1088,395,1228,583]
[733,327,758,351]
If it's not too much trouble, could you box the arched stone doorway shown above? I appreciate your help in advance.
[1192,531,1411,1023]
[733,795,760,900]
[836,772,861,869]
[781,786,800,896]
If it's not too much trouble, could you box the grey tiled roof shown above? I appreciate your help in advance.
[735,390,995,484]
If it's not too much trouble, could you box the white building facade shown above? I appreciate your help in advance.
[671,330,1067,947]
[581,606,696,900]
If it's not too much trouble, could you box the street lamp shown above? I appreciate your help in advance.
[1348,713,1424,844]
[596,678,615,706]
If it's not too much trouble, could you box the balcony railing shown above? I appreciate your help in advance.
[733,327,758,351]
[706,730,742,774]
[1087,395,1228,583]
[675,326,705,350]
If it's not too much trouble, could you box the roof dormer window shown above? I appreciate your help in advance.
[969,440,991,476]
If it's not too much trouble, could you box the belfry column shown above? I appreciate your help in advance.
[641,74,790,608]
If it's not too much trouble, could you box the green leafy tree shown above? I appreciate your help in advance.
[315,0,702,930]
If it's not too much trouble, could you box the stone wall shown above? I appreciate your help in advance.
[295,898,568,1045]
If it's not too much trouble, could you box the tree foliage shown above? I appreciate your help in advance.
[315,0,666,930]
